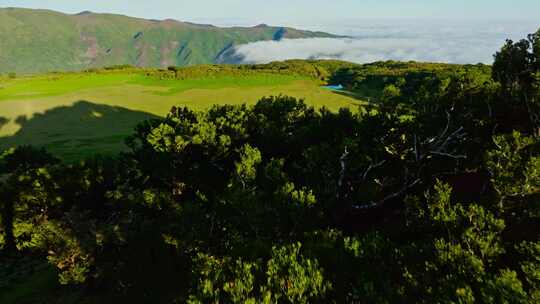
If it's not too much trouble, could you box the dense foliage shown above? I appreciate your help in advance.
[1,31,539,303]
[78,59,358,82]
[156,60,357,81]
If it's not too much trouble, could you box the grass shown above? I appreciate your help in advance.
[0,73,307,102]
[129,74,307,95]
[0,72,363,161]
[0,74,134,102]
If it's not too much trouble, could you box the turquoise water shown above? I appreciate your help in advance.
[322,84,344,91]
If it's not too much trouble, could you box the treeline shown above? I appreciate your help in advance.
[5,56,488,90]
[328,60,493,102]
[147,60,358,81]
[8,60,357,83]
[0,32,539,303]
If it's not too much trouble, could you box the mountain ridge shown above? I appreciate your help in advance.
[0,7,340,73]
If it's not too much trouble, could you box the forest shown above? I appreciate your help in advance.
[0,31,539,303]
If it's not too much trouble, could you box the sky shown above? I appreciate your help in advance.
[1,0,539,27]
[1,1,539,64]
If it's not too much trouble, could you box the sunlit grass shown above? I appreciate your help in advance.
[0,72,364,161]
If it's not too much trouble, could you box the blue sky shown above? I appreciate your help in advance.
[1,0,539,26]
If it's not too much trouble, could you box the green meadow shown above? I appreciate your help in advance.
[0,72,362,161]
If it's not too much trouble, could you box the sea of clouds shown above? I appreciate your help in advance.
[220,20,539,64]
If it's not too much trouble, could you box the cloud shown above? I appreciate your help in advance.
[221,37,495,64]
[219,21,539,64]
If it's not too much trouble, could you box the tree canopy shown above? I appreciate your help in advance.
[1,30,539,303]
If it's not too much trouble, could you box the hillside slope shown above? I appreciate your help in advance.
[0,7,338,73]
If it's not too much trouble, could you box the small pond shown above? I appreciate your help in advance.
[321,84,344,91]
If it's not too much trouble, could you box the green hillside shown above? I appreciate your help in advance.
[0,7,338,74]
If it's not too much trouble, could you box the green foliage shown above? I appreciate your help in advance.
[486,131,539,206]
[517,241,540,302]
[0,146,58,252]
[235,144,262,187]
[2,31,540,303]
[188,253,259,303]
[188,243,331,303]
[401,182,528,303]
[381,84,401,103]
[262,243,331,303]
[482,269,528,304]
[146,61,339,81]
[38,219,94,285]
[493,32,540,132]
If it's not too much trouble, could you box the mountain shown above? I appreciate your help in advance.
[0,7,339,73]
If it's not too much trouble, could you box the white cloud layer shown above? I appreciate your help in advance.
[222,21,539,64]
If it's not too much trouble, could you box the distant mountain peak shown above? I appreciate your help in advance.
[76,10,93,15]
[184,21,216,28]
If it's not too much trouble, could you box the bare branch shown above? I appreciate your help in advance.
[429,151,467,159]
[440,110,451,139]
[362,160,386,181]
[344,111,468,212]
[414,134,419,161]
[352,178,421,210]
[337,146,349,199]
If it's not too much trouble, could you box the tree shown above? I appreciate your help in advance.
[492,38,533,96]
[530,30,540,70]
[401,182,533,303]
[0,146,58,253]
[188,243,331,303]
[493,31,540,133]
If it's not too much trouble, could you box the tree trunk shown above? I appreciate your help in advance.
[1,201,16,252]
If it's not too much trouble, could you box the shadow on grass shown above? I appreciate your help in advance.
[330,89,374,104]
[0,116,7,131]
[0,100,160,161]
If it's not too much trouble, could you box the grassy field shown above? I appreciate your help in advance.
[0,72,362,161]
